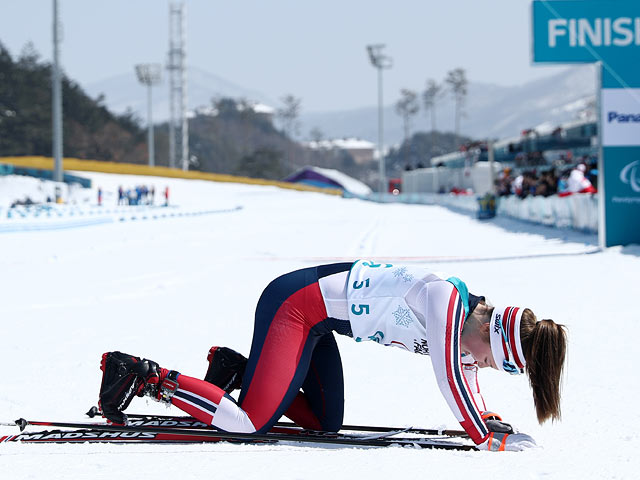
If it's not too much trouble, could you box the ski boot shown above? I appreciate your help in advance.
[204,346,247,393]
[98,351,180,424]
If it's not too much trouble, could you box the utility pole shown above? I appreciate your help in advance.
[488,140,496,194]
[135,64,162,167]
[52,0,63,184]
[366,44,392,195]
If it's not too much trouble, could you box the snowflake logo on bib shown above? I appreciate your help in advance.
[392,305,413,328]
[392,266,414,283]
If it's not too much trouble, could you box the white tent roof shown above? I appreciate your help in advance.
[299,166,372,196]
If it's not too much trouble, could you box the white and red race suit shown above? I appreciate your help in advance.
[318,259,490,444]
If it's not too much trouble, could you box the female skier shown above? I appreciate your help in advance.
[98,260,567,452]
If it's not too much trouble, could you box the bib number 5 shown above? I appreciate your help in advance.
[351,304,370,315]
[352,278,370,289]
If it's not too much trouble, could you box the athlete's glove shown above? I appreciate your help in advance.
[481,411,514,434]
[479,432,537,452]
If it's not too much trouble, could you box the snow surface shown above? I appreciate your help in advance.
[1,172,639,479]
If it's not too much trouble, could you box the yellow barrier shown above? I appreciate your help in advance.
[0,156,344,196]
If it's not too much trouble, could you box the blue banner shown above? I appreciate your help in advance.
[602,146,640,246]
[532,1,640,64]
[599,60,640,247]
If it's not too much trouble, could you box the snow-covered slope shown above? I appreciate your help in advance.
[0,172,637,479]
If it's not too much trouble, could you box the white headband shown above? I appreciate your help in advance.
[489,306,526,374]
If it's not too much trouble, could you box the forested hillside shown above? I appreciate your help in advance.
[0,42,366,183]
[0,42,146,163]
[385,131,473,175]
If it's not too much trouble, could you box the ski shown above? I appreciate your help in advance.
[0,418,476,450]
[0,426,411,445]
[6,415,413,440]
[84,406,468,438]
[0,428,263,445]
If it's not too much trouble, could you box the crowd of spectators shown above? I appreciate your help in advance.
[495,157,598,199]
[117,185,157,206]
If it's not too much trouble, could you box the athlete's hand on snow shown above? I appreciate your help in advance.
[481,411,514,434]
[480,432,537,452]
[485,419,514,434]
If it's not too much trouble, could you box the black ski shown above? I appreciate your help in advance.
[84,406,468,438]
[1,418,476,450]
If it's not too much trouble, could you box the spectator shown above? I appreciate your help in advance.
[547,170,559,195]
[557,169,570,195]
[567,164,595,193]
[511,173,524,197]
[535,170,557,197]
[495,167,513,196]
[586,161,598,187]
[520,171,538,198]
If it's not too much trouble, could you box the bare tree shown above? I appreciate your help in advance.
[422,79,442,132]
[276,94,302,140]
[309,127,324,144]
[445,68,468,146]
[276,94,302,171]
[423,79,443,159]
[395,88,420,142]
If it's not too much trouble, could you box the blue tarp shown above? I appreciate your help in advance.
[0,164,92,188]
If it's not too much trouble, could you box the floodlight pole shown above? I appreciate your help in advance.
[146,82,155,167]
[52,0,63,184]
[135,64,162,167]
[367,44,392,195]
[377,66,384,194]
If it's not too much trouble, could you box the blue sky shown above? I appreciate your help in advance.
[0,0,567,112]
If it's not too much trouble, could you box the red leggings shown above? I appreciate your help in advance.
[171,263,353,433]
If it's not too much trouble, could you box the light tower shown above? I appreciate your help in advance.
[52,0,63,184]
[167,2,189,170]
[366,44,392,195]
[135,64,162,167]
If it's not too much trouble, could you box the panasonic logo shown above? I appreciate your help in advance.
[620,160,640,193]
[548,17,640,48]
[608,112,640,123]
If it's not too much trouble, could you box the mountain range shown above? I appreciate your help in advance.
[84,66,277,123]
[84,65,597,146]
